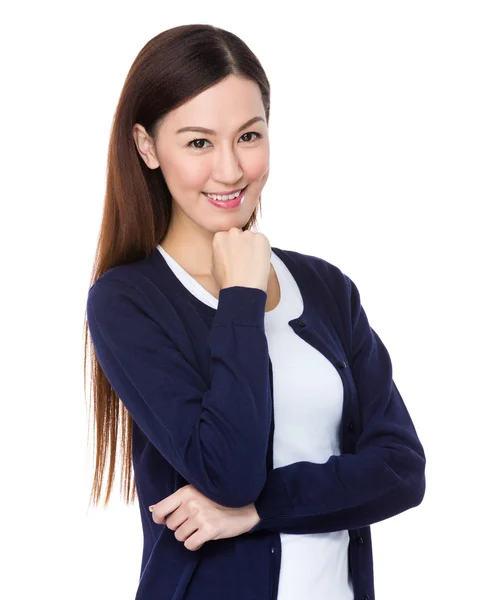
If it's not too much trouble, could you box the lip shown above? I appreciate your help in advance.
[205,186,247,209]
[203,185,247,196]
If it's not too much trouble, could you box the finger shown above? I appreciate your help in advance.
[183,529,207,552]
[151,505,179,525]
[174,519,199,543]
[150,484,196,523]
[165,510,189,532]
[150,496,182,524]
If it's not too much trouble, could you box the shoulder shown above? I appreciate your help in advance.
[87,249,168,320]
[88,268,146,309]
[271,245,354,300]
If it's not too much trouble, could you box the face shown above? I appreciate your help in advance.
[132,74,270,235]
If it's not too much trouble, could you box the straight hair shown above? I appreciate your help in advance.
[83,24,271,507]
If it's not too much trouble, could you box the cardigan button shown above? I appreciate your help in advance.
[298,319,307,328]
[337,360,347,369]
[271,547,275,554]
[362,596,370,600]
[348,422,354,432]
[356,536,364,545]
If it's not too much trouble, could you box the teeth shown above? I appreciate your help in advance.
[206,189,242,201]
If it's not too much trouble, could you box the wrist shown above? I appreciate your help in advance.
[248,503,261,529]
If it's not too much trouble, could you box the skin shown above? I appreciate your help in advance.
[132,74,268,549]
[132,73,270,277]
[149,485,260,552]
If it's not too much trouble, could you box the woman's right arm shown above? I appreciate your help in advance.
[86,277,271,508]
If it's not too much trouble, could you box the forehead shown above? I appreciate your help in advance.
[162,76,265,133]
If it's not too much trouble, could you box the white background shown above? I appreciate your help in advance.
[1,1,499,598]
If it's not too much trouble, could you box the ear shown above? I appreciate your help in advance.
[132,123,160,169]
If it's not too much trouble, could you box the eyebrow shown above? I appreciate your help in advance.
[176,116,265,136]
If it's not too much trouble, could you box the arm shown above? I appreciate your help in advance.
[87,277,272,508]
[249,274,426,535]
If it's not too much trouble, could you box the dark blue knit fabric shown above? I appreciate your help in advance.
[86,245,426,600]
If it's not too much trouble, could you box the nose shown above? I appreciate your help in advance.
[212,143,243,184]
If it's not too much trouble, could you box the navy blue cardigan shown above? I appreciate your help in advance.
[86,245,426,600]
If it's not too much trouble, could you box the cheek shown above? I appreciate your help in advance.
[167,156,209,190]
[186,168,209,191]
[244,150,270,181]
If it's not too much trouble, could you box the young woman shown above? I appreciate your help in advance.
[84,24,426,600]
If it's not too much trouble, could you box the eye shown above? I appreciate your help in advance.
[187,138,210,150]
[240,131,262,143]
[187,131,262,150]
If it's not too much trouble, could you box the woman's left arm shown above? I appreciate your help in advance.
[248,274,426,534]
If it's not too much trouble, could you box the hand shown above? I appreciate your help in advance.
[149,484,261,551]
[212,227,271,292]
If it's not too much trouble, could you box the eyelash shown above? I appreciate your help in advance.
[187,131,262,150]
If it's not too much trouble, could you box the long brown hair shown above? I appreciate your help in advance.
[83,24,271,508]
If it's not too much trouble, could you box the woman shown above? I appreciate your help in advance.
[84,24,426,600]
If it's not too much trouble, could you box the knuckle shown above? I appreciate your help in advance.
[186,498,197,511]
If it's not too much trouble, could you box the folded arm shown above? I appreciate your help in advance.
[249,274,426,534]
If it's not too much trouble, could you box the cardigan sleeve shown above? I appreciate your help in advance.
[86,277,271,508]
[249,274,426,534]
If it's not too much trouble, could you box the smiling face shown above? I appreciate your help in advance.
[132,74,270,238]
